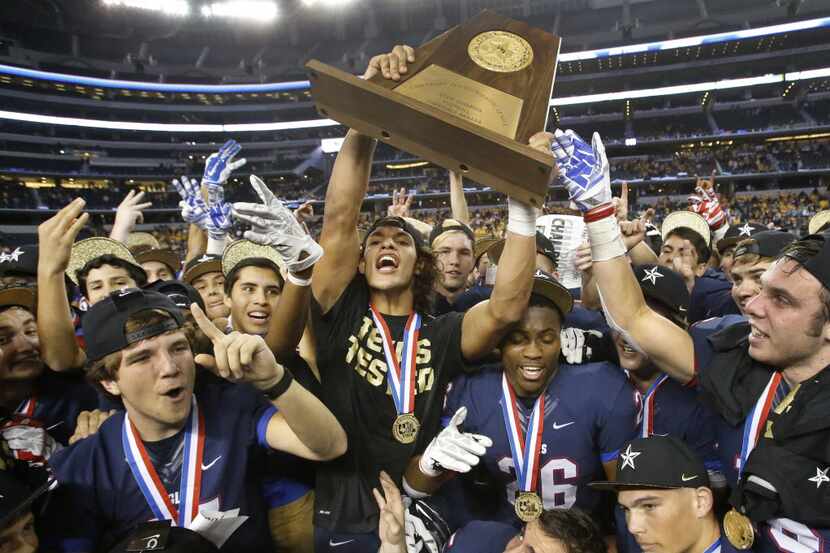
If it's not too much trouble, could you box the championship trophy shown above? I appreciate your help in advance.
[305,10,562,207]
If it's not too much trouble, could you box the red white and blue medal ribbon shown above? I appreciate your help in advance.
[369,305,421,417]
[640,374,669,438]
[703,538,722,553]
[738,372,782,476]
[122,396,205,527]
[500,374,545,494]
[15,397,36,417]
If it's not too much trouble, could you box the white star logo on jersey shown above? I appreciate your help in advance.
[808,467,829,489]
[620,444,642,471]
[738,223,754,237]
[0,247,23,263]
[641,267,663,286]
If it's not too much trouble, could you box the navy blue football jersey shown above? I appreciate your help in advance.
[689,269,739,325]
[690,315,830,553]
[442,363,638,526]
[42,377,278,552]
[14,369,101,446]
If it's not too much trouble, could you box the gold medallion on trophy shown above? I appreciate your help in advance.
[724,508,754,550]
[392,413,420,444]
[514,491,543,522]
[468,31,534,73]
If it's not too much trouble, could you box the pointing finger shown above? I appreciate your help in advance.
[190,303,225,343]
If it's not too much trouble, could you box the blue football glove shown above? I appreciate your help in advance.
[202,139,246,186]
[205,181,234,240]
[172,175,209,227]
[550,129,611,212]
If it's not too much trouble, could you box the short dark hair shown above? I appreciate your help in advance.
[77,255,147,298]
[224,259,284,296]
[666,227,711,264]
[537,508,606,553]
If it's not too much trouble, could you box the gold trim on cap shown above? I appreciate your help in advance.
[532,274,574,315]
[126,232,160,251]
[809,210,830,235]
[66,237,143,286]
[661,211,712,246]
[135,248,182,273]
[0,286,36,312]
[221,240,286,277]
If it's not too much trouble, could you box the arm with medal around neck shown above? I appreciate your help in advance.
[312,45,413,314]
[551,128,695,385]
[36,198,89,372]
[458,134,548,361]
[190,303,347,460]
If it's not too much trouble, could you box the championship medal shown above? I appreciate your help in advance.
[724,509,754,550]
[723,373,782,549]
[500,374,545,522]
[515,491,544,523]
[123,396,206,527]
[369,305,422,445]
[392,413,420,444]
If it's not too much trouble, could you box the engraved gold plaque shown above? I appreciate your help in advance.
[394,64,524,140]
[468,31,534,73]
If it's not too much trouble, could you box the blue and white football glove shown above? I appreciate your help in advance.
[172,175,209,227]
[202,139,246,186]
[550,129,612,212]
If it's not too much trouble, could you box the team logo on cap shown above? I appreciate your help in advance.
[738,223,754,237]
[641,267,663,286]
[620,444,642,471]
[808,467,829,489]
[0,247,24,263]
[196,254,214,263]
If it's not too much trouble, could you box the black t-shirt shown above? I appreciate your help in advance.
[311,275,466,533]
[144,427,186,503]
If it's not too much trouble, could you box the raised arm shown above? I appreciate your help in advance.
[108,190,152,244]
[459,133,551,360]
[449,171,471,225]
[191,303,347,460]
[552,129,695,384]
[37,199,89,371]
[232,176,324,357]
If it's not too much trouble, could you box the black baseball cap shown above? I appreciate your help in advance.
[144,280,205,312]
[0,245,37,278]
[733,230,797,261]
[487,232,557,267]
[82,288,185,362]
[182,254,222,285]
[590,435,710,491]
[531,269,573,317]
[791,233,830,293]
[633,264,689,324]
[363,216,426,250]
[717,223,767,254]
[429,219,475,248]
[108,521,219,553]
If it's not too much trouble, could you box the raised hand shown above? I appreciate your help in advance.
[205,181,234,239]
[172,175,209,227]
[190,302,283,390]
[387,187,413,218]
[688,173,725,230]
[550,129,612,212]
[202,139,246,186]
[418,407,493,476]
[232,175,324,274]
[364,45,415,81]
[374,471,407,553]
[110,190,153,243]
[37,198,90,276]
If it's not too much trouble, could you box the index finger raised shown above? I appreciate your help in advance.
[190,302,225,343]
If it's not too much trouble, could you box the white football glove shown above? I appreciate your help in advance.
[232,175,324,274]
[559,327,604,364]
[419,407,492,477]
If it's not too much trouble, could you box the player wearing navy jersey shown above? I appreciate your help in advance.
[0,286,99,456]
[308,44,541,552]
[42,289,346,552]
[404,272,638,539]
[558,126,830,553]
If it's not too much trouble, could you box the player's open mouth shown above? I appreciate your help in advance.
[748,325,768,343]
[519,365,545,381]
[247,311,270,322]
[376,254,399,273]
[621,341,637,354]
[161,387,186,401]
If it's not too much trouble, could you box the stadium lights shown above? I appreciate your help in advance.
[302,0,354,6]
[201,1,278,21]
[101,0,190,17]
[785,67,830,81]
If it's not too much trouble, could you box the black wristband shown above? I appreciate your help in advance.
[262,369,294,400]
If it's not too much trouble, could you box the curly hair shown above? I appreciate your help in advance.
[412,247,436,316]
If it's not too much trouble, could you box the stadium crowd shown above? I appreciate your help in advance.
[2,44,830,553]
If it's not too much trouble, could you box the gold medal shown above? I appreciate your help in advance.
[392,413,420,444]
[724,508,754,550]
[468,31,534,73]
[514,491,543,522]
